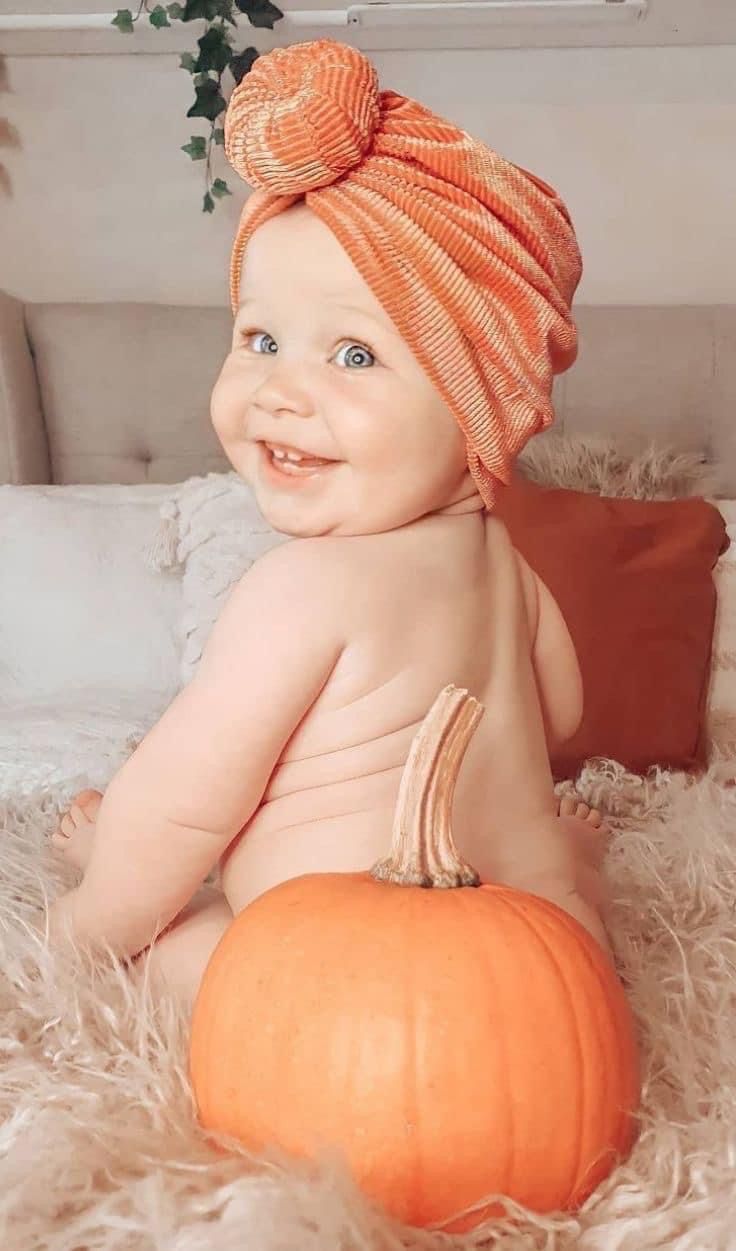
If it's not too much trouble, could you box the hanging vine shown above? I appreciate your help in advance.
[112,0,284,213]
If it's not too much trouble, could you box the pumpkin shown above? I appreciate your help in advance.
[189,685,640,1232]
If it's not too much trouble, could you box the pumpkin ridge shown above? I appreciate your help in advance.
[457,886,516,1211]
[404,889,422,1217]
[503,888,586,1203]
[501,887,635,1204]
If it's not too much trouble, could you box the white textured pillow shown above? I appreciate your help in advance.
[708,503,736,756]
[145,472,288,685]
[0,483,183,711]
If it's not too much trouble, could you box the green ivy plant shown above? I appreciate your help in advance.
[112,0,284,213]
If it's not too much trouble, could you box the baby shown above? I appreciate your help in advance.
[48,41,613,1007]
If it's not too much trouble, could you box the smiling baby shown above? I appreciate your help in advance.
[49,40,612,1007]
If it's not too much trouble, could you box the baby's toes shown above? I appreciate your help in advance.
[558,795,579,818]
[73,789,104,820]
[50,827,70,852]
[50,818,80,853]
[583,815,613,866]
[54,809,76,840]
[595,812,613,842]
[52,822,95,872]
[574,802,591,821]
[586,807,613,839]
[50,801,97,871]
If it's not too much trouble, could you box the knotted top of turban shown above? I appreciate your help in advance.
[223,39,583,510]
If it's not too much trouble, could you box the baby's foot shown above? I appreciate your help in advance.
[557,791,611,837]
[50,788,103,872]
[556,790,612,878]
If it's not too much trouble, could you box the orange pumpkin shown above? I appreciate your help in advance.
[189,685,640,1232]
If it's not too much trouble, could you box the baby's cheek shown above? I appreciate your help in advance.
[344,395,415,464]
[209,367,243,436]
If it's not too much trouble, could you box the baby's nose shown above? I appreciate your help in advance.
[252,366,314,419]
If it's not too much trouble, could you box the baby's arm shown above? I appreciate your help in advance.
[49,539,346,959]
[516,552,583,752]
[512,554,613,955]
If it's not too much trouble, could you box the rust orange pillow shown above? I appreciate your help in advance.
[494,474,730,779]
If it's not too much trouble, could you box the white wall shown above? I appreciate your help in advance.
[1,40,735,306]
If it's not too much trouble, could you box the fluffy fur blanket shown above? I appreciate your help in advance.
[3,756,736,1250]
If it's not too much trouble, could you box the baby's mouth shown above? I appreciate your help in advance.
[260,441,340,478]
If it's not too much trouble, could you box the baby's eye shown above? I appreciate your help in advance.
[237,332,375,367]
[334,342,375,369]
[242,330,278,354]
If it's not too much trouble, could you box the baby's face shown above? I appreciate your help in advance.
[210,204,482,537]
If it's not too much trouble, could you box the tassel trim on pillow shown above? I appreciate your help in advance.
[142,500,182,571]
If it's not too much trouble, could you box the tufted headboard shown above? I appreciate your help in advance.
[1,289,735,493]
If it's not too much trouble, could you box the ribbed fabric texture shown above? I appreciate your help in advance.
[224,40,583,509]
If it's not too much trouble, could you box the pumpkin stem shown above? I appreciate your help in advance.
[371,684,484,889]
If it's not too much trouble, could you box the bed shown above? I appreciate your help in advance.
[1,291,736,1250]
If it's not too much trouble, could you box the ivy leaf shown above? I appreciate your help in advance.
[167,2,184,15]
[181,136,207,160]
[203,192,216,213]
[229,46,258,85]
[111,9,134,32]
[193,25,232,74]
[149,5,171,28]
[211,177,232,198]
[187,79,227,122]
[179,52,197,71]
[182,0,228,20]
[213,127,225,145]
[235,0,283,29]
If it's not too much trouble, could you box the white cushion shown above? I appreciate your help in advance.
[0,695,165,798]
[145,472,288,686]
[0,483,183,712]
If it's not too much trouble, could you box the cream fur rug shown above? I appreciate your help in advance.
[517,432,725,500]
[3,440,734,1249]
[3,757,736,1250]
[4,755,736,1245]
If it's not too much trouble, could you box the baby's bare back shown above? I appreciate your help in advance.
[219,513,559,912]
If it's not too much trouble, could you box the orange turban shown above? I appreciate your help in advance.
[224,39,582,509]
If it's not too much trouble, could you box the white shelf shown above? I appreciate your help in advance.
[348,2,647,28]
[0,0,648,30]
[1,0,734,52]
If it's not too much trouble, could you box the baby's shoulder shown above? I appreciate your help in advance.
[277,534,369,582]
[248,535,363,628]
[251,534,353,597]
[274,532,408,632]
